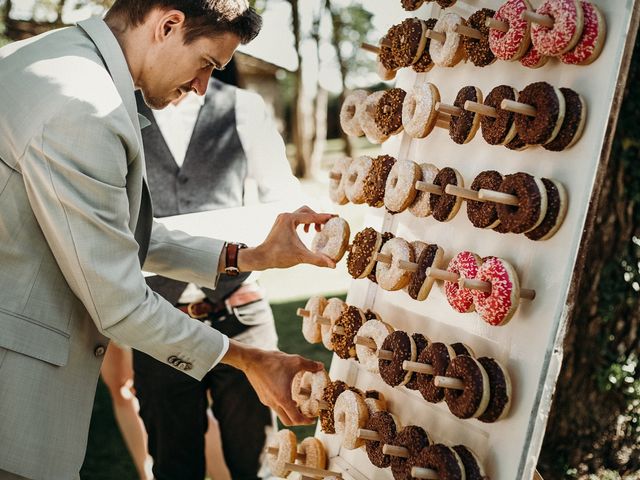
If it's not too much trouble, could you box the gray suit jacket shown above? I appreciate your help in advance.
[0,17,228,479]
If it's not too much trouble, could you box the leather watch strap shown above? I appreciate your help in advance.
[224,242,247,276]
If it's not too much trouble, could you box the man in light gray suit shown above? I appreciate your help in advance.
[0,1,334,479]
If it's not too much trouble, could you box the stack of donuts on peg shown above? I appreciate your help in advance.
[289,365,497,478]
[364,0,605,79]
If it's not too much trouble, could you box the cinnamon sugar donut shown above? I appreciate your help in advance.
[402,82,440,139]
[376,88,407,136]
[390,426,431,480]
[357,91,390,144]
[301,296,327,344]
[413,444,465,480]
[417,342,456,403]
[531,0,584,56]
[543,88,586,152]
[467,170,503,229]
[321,297,347,350]
[429,167,464,222]
[393,18,429,67]
[409,163,439,218]
[334,390,369,450]
[365,155,397,207]
[495,172,548,233]
[443,355,490,419]
[298,437,327,470]
[345,155,374,204]
[449,86,483,145]
[429,12,466,67]
[365,411,397,468]
[347,227,382,279]
[514,82,566,145]
[331,305,366,359]
[328,156,351,205]
[384,160,421,213]
[407,244,445,301]
[525,178,568,241]
[444,251,482,313]
[356,320,394,373]
[560,2,606,65]
[379,331,417,387]
[376,237,415,291]
[412,18,438,73]
[488,0,532,61]
[311,216,350,263]
[477,357,512,423]
[472,256,521,326]
[480,85,518,145]
[266,429,297,477]
[463,8,496,67]
[340,90,367,137]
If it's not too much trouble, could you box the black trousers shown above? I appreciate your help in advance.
[133,301,274,480]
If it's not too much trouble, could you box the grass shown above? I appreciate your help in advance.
[80,295,342,479]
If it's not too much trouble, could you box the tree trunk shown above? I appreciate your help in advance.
[309,85,328,178]
[538,38,640,480]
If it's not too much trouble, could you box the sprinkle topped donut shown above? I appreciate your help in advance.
[357,91,390,144]
[401,0,424,11]
[429,12,467,67]
[375,88,407,136]
[531,0,584,56]
[331,305,366,359]
[525,178,568,241]
[365,411,397,468]
[481,85,519,145]
[379,331,417,387]
[443,355,490,418]
[477,357,512,423]
[347,227,382,279]
[390,426,431,480]
[413,443,465,480]
[543,88,587,152]
[429,167,464,222]
[489,0,532,61]
[417,342,457,403]
[449,86,483,144]
[445,251,482,313]
[463,8,496,67]
[520,43,549,68]
[467,170,503,229]
[471,256,521,326]
[405,333,430,390]
[393,18,428,67]
[560,2,605,65]
[364,155,397,207]
[453,445,486,480]
[407,244,445,301]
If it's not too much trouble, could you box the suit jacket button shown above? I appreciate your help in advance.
[177,362,187,370]
[94,345,106,357]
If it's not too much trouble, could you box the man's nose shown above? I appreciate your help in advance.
[190,71,211,96]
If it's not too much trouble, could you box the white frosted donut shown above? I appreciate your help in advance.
[356,91,390,144]
[321,298,346,350]
[266,429,297,477]
[429,13,466,67]
[402,82,440,139]
[472,256,521,326]
[340,90,368,137]
[409,163,439,218]
[298,437,327,469]
[384,160,421,213]
[334,390,369,450]
[375,238,414,291]
[298,370,331,417]
[345,155,374,204]
[311,217,350,263]
[301,296,327,344]
[531,0,584,57]
[355,320,394,373]
[329,156,351,205]
[444,251,482,313]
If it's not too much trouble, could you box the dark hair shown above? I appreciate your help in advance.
[104,0,262,44]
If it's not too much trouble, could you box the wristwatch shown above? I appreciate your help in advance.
[224,242,248,276]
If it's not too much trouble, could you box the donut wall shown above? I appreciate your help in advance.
[309,1,640,479]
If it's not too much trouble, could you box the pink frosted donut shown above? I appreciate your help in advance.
[489,0,532,61]
[560,1,606,65]
[531,0,584,56]
[520,43,549,68]
[472,257,521,326]
[444,252,482,313]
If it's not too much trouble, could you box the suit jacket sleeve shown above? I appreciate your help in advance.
[18,97,225,380]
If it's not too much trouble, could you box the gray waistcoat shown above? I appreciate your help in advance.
[137,78,250,304]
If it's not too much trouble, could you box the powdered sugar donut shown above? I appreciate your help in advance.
[292,369,330,417]
[321,297,347,350]
[560,1,606,65]
[298,437,327,469]
[429,12,467,67]
[301,296,327,343]
[311,216,350,263]
[489,0,532,61]
[472,256,521,326]
[402,82,440,139]
[345,155,374,204]
[364,390,388,415]
[444,251,482,313]
[384,160,421,213]
[329,156,351,205]
[266,429,297,477]
[531,0,584,56]
[375,237,415,291]
[334,390,369,450]
[340,90,368,137]
[356,91,390,144]
[356,320,394,373]
[409,163,439,217]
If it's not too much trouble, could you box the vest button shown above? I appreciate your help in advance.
[94,345,106,357]
[178,175,189,184]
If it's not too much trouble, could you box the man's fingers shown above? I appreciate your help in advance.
[274,405,293,426]
[304,252,336,268]
[293,212,335,227]
[299,359,324,372]
[304,224,310,233]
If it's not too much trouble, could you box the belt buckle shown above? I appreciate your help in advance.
[187,302,209,319]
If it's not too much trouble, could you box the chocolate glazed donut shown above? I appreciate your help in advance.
[368,232,395,283]
[443,355,490,419]
[413,18,438,73]
[477,357,511,423]
[525,178,567,241]
[467,170,503,229]
[495,172,548,234]
[463,8,496,67]
[413,444,464,480]
[379,331,416,387]
[480,85,518,145]
[514,81,566,145]
[405,333,430,390]
[390,426,431,480]
[365,411,397,468]
[417,342,455,403]
[330,306,365,359]
[365,155,397,207]
[544,87,586,152]
[449,86,482,144]
[376,88,407,136]
[429,167,463,222]
[319,380,350,434]
[452,445,485,480]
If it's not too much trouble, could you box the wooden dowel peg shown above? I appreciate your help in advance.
[486,17,509,32]
[267,448,307,462]
[459,278,536,300]
[426,29,446,44]
[398,260,419,272]
[361,42,380,54]
[375,252,393,264]
[313,314,332,326]
[501,99,537,117]
[445,184,481,202]
[297,308,311,317]
[415,181,443,195]
[436,118,451,130]
[333,325,346,336]
[403,360,435,375]
[348,173,357,182]
[436,102,463,117]
[380,37,392,48]
[454,23,484,40]
[378,349,394,361]
[358,428,381,441]
[426,267,459,283]
[354,335,377,350]
[464,100,497,118]
[434,375,465,390]
[284,463,343,479]
[318,400,330,410]
[382,444,410,458]
[533,469,544,480]
[411,466,441,479]
[299,387,311,396]
[477,189,520,206]
[522,10,554,28]
[329,171,342,181]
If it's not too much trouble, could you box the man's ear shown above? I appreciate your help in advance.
[155,9,186,42]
